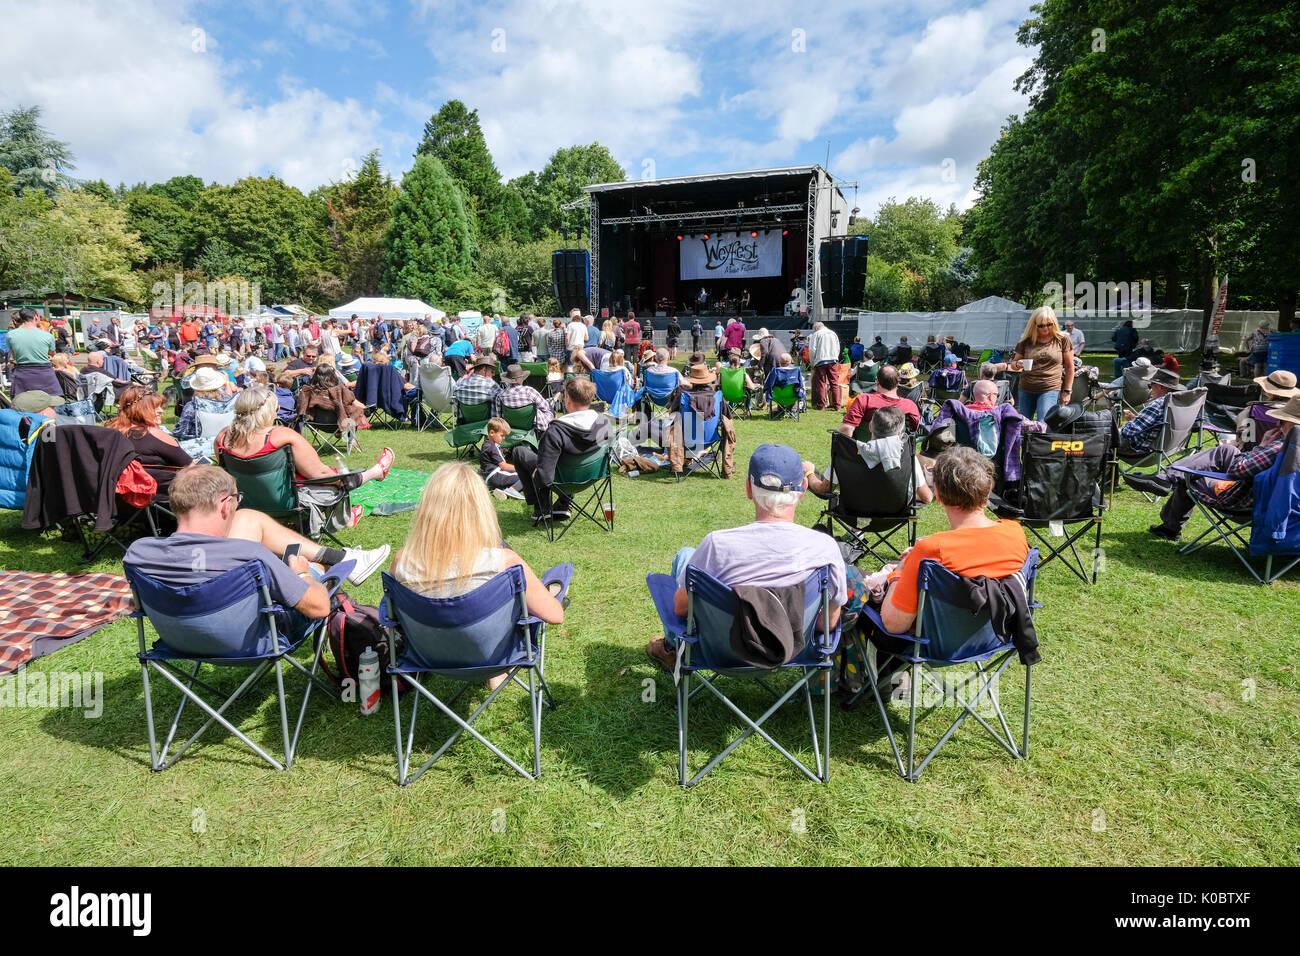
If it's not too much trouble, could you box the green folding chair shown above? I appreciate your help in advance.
[218,444,353,547]
[500,402,539,451]
[444,399,493,459]
[719,366,751,419]
[770,383,802,421]
[543,446,613,542]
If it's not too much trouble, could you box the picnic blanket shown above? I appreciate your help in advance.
[348,467,429,517]
[0,571,135,674]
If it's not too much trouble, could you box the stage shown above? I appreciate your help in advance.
[583,165,849,323]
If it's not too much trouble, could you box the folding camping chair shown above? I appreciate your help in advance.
[993,431,1109,584]
[416,362,454,431]
[1197,381,1261,449]
[1107,365,1154,415]
[519,361,549,392]
[1172,429,1300,585]
[25,424,172,560]
[218,443,355,548]
[640,369,679,419]
[645,564,840,787]
[674,390,725,481]
[499,401,539,451]
[297,393,353,458]
[593,368,636,421]
[1116,387,1208,499]
[719,366,752,418]
[379,563,571,783]
[854,551,1039,782]
[817,430,918,564]
[444,398,493,459]
[542,445,614,542]
[355,361,406,430]
[126,558,352,772]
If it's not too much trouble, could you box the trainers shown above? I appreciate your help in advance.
[645,636,676,673]
[1123,472,1172,496]
[1149,523,1180,541]
[531,511,550,526]
[491,488,509,501]
[375,447,395,481]
[342,544,390,586]
[550,508,572,520]
[501,487,525,500]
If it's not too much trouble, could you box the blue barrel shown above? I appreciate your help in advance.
[1267,332,1300,377]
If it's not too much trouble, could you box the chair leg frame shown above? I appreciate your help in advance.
[824,509,918,566]
[675,661,831,788]
[391,631,553,785]
[1178,496,1300,585]
[545,476,613,542]
[1024,517,1102,585]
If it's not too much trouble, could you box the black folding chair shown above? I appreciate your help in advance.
[817,431,917,565]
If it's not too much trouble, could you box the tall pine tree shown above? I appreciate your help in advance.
[416,100,507,240]
[381,154,475,303]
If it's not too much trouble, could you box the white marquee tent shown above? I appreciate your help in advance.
[329,297,445,321]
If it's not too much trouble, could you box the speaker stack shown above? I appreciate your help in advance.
[551,250,591,313]
[819,236,868,308]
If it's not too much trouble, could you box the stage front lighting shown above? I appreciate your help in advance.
[676,235,683,241]
[702,234,709,240]
[782,229,788,236]
[750,231,758,237]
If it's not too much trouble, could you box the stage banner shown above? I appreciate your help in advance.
[680,231,783,280]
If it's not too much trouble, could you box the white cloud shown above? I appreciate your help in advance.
[1,0,389,191]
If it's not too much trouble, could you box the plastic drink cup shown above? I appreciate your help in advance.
[1021,358,1034,371]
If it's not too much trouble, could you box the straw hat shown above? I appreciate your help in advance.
[1254,369,1300,400]
[1266,396,1300,426]
[685,363,716,386]
[188,367,228,392]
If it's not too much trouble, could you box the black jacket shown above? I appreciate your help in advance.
[949,573,1041,666]
[534,410,613,488]
[23,424,139,532]
[730,582,806,669]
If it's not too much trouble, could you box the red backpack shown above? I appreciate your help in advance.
[493,328,512,358]
[321,591,403,697]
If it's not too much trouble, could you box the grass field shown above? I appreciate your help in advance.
[2,389,1298,866]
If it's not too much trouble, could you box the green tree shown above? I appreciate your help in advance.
[477,234,569,315]
[416,100,507,239]
[0,105,77,197]
[189,176,337,304]
[148,175,206,210]
[316,149,398,297]
[381,154,475,305]
[525,144,625,238]
[125,192,189,267]
[858,197,962,278]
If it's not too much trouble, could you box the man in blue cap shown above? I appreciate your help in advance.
[647,442,847,670]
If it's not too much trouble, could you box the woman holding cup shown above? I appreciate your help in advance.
[1000,306,1075,421]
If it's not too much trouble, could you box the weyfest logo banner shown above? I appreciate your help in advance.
[680,231,783,280]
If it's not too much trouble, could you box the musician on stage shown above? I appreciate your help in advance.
[695,287,708,316]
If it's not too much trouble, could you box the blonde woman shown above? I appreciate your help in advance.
[391,462,566,688]
[1005,305,1075,421]
[216,385,393,533]
[608,348,635,387]
[599,319,617,350]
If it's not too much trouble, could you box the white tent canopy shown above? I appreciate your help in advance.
[329,297,445,321]
[956,295,1026,312]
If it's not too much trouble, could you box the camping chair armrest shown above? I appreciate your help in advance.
[318,559,356,599]
[859,604,929,645]
[646,572,688,642]
[299,469,365,491]
[814,623,841,654]
[1170,466,1230,481]
[541,562,574,605]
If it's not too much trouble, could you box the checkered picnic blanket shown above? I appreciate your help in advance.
[0,571,135,675]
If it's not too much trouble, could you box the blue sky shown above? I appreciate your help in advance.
[5,0,1036,216]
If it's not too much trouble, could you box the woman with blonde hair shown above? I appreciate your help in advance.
[391,462,566,688]
[608,347,634,387]
[599,319,617,351]
[216,385,393,533]
[1005,305,1075,421]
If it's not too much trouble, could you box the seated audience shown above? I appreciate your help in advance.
[511,378,613,524]
[966,379,1000,411]
[392,462,564,689]
[608,348,635,387]
[452,355,504,411]
[217,385,392,535]
[806,406,934,504]
[479,417,525,499]
[1131,397,1299,539]
[645,442,847,671]
[840,364,921,435]
[643,348,680,388]
[763,352,804,403]
[105,386,192,492]
[173,366,236,440]
[124,464,390,628]
[496,364,553,432]
[1118,368,1182,456]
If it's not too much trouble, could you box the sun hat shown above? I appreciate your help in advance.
[1044,402,1084,430]
[1150,368,1184,391]
[1254,369,1300,400]
[1265,396,1300,426]
[12,390,65,413]
[748,443,805,493]
[686,363,716,386]
[501,364,529,384]
[187,367,228,392]
[472,354,498,372]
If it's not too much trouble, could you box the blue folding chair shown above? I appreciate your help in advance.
[640,369,678,415]
[593,368,636,419]
[855,551,1039,781]
[674,389,725,481]
[380,563,572,783]
[125,558,353,772]
[646,564,840,787]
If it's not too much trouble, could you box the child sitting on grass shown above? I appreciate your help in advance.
[480,417,525,500]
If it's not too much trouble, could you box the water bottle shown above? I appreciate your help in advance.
[358,646,381,716]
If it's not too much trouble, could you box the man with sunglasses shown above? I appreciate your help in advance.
[125,465,388,620]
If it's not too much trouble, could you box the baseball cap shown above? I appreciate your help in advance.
[12,390,65,413]
[748,443,806,493]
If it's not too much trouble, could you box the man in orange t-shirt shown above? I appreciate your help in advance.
[879,446,1028,638]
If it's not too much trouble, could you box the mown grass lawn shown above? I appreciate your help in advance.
[1,398,1298,866]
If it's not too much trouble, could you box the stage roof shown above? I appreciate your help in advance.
[584,165,823,194]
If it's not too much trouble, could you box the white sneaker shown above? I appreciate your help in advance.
[491,488,509,501]
[342,544,391,586]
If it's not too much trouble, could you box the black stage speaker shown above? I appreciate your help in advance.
[819,235,868,308]
[552,249,591,313]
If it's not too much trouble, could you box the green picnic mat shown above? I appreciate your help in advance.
[349,467,429,516]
